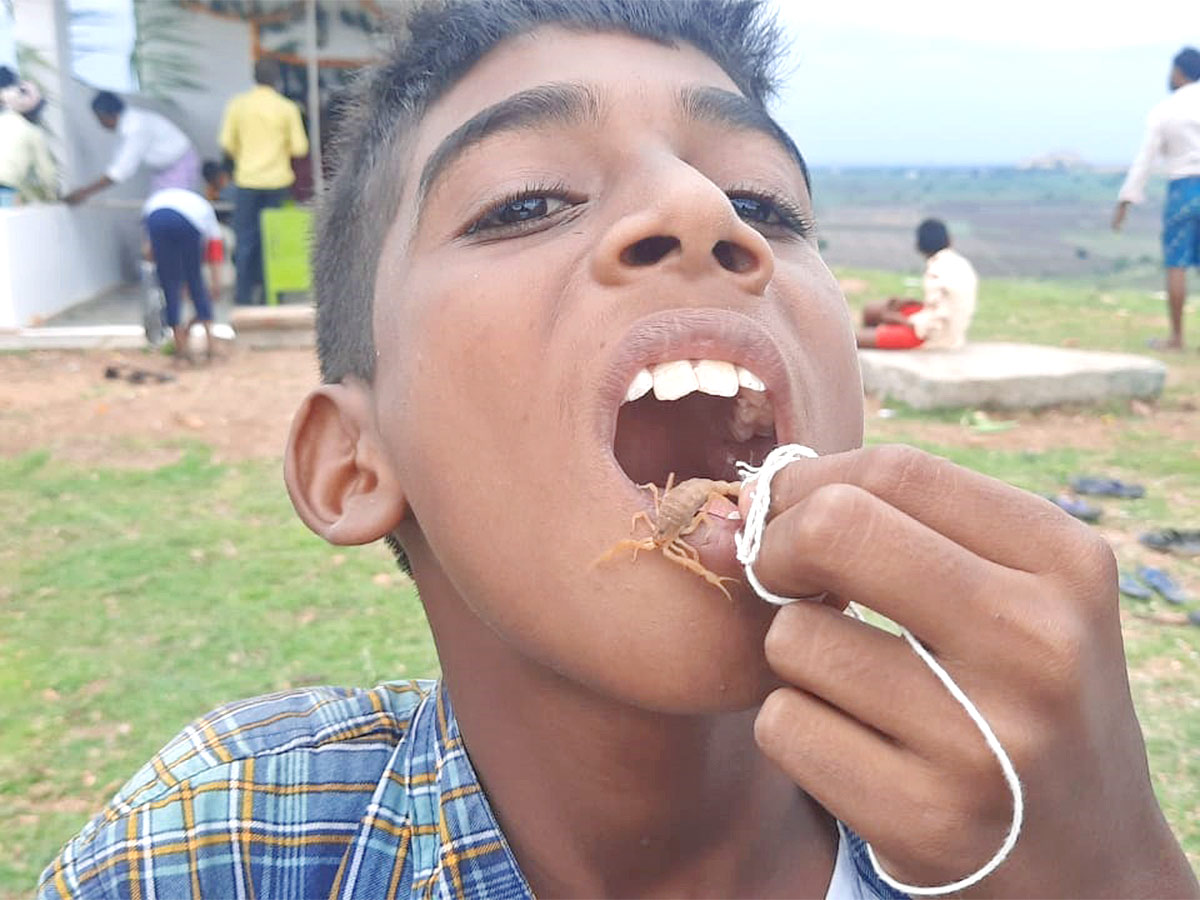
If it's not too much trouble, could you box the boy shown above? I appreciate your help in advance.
[40,2,1197,898]
[141,165,225,363]
[856,218,977,350]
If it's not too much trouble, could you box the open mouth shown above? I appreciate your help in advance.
[614,358,777,488]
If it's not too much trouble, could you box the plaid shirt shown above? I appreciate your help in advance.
[39,680,904,899]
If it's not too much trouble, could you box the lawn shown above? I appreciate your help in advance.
[2,271,1198,892]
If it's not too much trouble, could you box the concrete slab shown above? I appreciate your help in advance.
[858,342,1166,410]
[231,304,314,349]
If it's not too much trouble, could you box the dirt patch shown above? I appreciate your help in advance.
[0,346,319,467]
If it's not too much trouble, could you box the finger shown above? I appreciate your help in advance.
[752,444,1098,577]
[751,480,1031,650]
[764,602,988,753]
[755,688,1011,888]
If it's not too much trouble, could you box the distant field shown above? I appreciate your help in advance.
[811,167,1167,289]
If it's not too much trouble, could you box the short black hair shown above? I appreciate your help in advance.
[916,218,950,255]
[201,159,226,186]
[254,58,281,86]
[314,0,790,386]
[0,66,16,90]
[91,91,124,118]
[1174,47,1200,82]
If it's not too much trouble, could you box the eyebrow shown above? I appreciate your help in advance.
[418,81,603,202]
[416,80,810,207]
[677,85,810,188]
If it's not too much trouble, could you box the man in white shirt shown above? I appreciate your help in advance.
[1113,46,1200,351]
[63,91,198,205]
[856,218,978,350]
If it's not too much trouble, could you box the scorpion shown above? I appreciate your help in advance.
[597,473,743,601]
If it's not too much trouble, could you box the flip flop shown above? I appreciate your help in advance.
[1069,475,1145,499]
[1136,566,1190,605]
[1044,494,1102,523]
[1117,572,1152,600]
[1139,529,1200,556]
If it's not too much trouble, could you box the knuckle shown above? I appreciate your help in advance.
[753,687,798,755]
[789,483,871,556]
[859,443,942,498]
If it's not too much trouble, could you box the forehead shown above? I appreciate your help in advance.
[410,26,743,170]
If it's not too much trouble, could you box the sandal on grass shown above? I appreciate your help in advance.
[1139,529,1200,556]
[1044,493,1102,523]
[1118,572,1152,600]
[1069,475,1145,499]
[1136,566,1190,605]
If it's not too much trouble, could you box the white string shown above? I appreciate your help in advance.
[734,444,1024,896]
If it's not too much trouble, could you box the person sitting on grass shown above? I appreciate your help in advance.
[40,2,1197,898]
[141,162,226,364]
[857,218,978,350]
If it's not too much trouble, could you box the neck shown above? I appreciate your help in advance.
[414,553,837,898]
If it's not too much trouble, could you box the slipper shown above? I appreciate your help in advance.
[1069,475,1145,499]
[1139,529,1200,556]
[1044,494,1102,523]
[1136,566,1190,605]
[1117,572,1152,600]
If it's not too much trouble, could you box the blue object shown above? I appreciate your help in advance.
[1118,572,1152,600]
[1136,565,1189,605]
[1044,493,1102,523]
[1069,475,1144,499]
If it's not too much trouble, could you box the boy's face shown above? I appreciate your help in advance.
[370,27,863,712]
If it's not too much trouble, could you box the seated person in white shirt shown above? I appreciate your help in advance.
[856,218,979,350]
[64,92,199,205]
[142,170,225,363]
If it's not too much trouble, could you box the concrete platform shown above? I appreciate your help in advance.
[230,303,314,349]
[858,342,1167,411]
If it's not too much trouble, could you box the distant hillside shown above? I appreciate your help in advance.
[810,167,1164,287]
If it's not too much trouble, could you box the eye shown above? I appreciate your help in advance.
[726,191,813,238]
[465,185,579,236]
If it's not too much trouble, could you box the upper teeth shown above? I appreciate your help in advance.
[623,360,766,403]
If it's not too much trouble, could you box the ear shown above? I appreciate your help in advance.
[284,380,407,546]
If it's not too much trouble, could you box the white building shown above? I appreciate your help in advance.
[1,0,387,329]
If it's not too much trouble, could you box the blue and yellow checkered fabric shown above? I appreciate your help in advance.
[38,680,532,899]
[40,678,903,899]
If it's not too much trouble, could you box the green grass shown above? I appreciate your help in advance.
[0,448,438,892]
[3,269,1199,891]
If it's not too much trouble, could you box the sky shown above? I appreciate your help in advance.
[770,0,1197,167]
[1,0,1195,167]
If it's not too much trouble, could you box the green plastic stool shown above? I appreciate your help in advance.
[261,205,312,305]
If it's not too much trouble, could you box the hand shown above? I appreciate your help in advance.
[746,445,1197,897]
[1112,201,1130,231]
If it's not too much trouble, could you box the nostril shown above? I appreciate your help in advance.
[620,235,681,267]
[712,240,757,274]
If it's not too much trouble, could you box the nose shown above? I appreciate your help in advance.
[590,163,775,295]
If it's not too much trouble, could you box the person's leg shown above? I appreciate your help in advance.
[179,224,216,360]
[861,301,887,326]
[1166,267,1186,349]
[1160,177,1200,349]
[233,187,261,306]
[858,322,924,350]
[146,210,189,360]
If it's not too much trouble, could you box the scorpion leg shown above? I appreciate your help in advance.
[594,537,658,566]
[662,539,740,602]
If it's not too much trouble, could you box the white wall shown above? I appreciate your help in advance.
[0,204,130,328]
